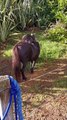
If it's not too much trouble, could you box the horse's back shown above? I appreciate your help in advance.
[17,43,32,62]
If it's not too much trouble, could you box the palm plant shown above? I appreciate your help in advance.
[0,14,16,42]
[0,0,17,41]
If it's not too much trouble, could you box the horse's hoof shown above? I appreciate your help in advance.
[23,77,27,81]
[30,68,34,74]
[31,71,34,74]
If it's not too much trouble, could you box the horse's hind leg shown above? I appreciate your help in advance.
[21,63,27,80]
[30,61,35,73]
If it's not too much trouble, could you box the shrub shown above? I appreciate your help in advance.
[39,40,66,62]
[46,23,67,42]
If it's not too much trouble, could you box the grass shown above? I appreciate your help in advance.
[3,44,12,58]
[54,77,67,88]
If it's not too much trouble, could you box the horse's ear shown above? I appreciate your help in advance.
[31,33,35,40]
[22,35,26,41]
[31,33,35,36]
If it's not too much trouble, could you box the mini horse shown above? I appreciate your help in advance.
[12,34,40,82]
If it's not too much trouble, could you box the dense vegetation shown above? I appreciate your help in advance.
[0,0,67,62]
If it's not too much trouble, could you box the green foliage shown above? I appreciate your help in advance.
[3,44,12,57]
[39,40,66,62]
[0,16,9,41]
[56,9,67,25]
[0,0,67,43]
[33,0,58,28]
[0,14,16,41]
[12,1,26,30]
[54,77,67,88]
[56,0,67,26]
[0,0,16,41]
[46,23,67,42]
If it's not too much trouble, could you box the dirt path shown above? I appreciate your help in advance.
[21,59,67,120]
[0,58,67,120]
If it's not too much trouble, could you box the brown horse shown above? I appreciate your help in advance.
[12,34,40,83]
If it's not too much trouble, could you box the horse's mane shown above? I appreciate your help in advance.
[22,34,36,43]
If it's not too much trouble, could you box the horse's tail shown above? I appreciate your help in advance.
[12,45,21,82]
[12,46,20,68]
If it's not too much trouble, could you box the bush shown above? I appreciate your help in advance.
[39,40,66,61]
[46,23,67,42]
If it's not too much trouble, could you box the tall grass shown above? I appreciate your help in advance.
[39,40,67,62]
[0,14,15,42]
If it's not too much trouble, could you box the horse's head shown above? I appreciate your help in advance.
[22,34,36,43]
